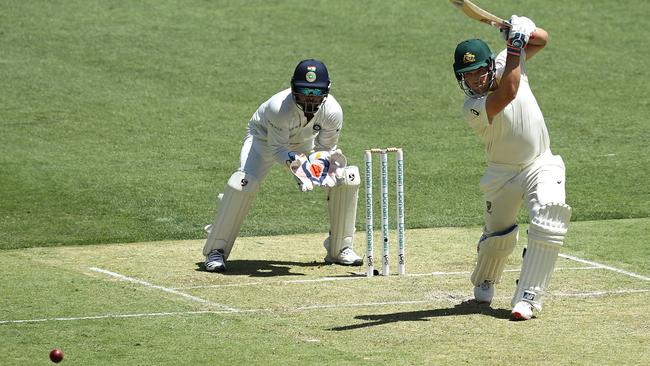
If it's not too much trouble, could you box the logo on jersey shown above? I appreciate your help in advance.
[313,124,322,131]
[471,109,479,116]
[306,66,317,83]
[486,201,492,214]
[240,179,248,187]
[463,52,476,64]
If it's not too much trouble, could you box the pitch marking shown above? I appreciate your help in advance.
[175,266,601,290]
[559,254,650,281]
[1,288,648,325]
[89,267,239,312]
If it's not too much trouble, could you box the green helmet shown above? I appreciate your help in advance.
[453,39,496,97]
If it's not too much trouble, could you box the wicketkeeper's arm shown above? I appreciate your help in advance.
[313,105,343,151]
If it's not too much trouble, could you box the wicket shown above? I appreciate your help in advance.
[364,147,405,277]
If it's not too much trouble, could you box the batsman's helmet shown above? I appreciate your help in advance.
[453,39,496,97]
[291,59,331,114]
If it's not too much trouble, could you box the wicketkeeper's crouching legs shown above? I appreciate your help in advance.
[511,203,572,318]
[323,166,363,266]
[203,170,260,272]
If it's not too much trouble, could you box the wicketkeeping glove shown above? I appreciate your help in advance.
[288,152,314,192]
[289,150,348,191]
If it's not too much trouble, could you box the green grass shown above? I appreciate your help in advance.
[1,0,649,249]
[1,1,649,364]
[1,219,648,365]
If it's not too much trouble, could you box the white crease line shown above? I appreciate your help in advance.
[174,266,602,289]
[285,276,369,284]
[0,311,232,324]
[89,267,239,312]
[2,288,648,325]
[559,254,650,281]
[293,300,433,311]
[406,271,470,277]
[553,289,650,297]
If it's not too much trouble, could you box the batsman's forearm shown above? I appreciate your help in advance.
[528,28,548,46]
[525,27,548,60]
[485,52,520,120]
[501,54,521,98]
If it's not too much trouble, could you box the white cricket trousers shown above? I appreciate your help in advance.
[479,150,567,235]
[238,134,315,181]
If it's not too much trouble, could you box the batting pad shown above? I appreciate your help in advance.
[202,171,260,259]
[326,166,360,257]
[470,224,519,286]
[512,203,572,310]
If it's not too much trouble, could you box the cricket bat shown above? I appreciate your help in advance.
[449,0,508,29]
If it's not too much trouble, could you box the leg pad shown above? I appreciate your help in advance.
[326,166,360,257]
[202,171,260,259]
[470,225,519,286]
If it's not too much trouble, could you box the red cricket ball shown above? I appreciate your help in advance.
[49,348,64,363]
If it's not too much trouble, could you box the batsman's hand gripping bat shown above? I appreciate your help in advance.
[449,0,508,29]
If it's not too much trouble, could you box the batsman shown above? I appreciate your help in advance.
[202,59,363,272]
[452,16,571,320]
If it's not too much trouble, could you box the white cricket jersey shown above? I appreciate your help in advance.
[247,88,343,165]
[462,49,550,166]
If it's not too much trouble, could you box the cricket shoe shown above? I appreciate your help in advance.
[324,247,363,266]
[474,280,494,304]
[511,300,534,321]
[205,249,226,272]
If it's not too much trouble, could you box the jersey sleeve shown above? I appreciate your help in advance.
[314,99,343,152]
[252,102,293,166]
[266,117,294,165]
[494,48,528,83]
[494,49,507,82]
[462,96,490,130]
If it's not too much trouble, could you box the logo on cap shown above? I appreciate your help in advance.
[463,52,476,64]
[306,65,317,82]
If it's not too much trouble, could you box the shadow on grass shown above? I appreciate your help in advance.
[329,300,511,330]
[195,259,326,277]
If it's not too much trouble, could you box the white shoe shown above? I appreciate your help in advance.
[474,280,494,304]
[205,249,226,272]
[511,301,534,321]
[324,247,363,266]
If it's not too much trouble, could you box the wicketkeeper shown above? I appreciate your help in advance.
[453,16,571,320]
[202,59,363,272]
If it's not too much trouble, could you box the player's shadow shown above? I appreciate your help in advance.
[195,259,324,277]
[329,300,511,331]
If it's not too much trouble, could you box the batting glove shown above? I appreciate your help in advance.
[507,33,528,55]
[512,15,536,37]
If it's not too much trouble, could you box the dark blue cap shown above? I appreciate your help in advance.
[291,59,330,89]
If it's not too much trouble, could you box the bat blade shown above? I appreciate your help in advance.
[449,0,507,28]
